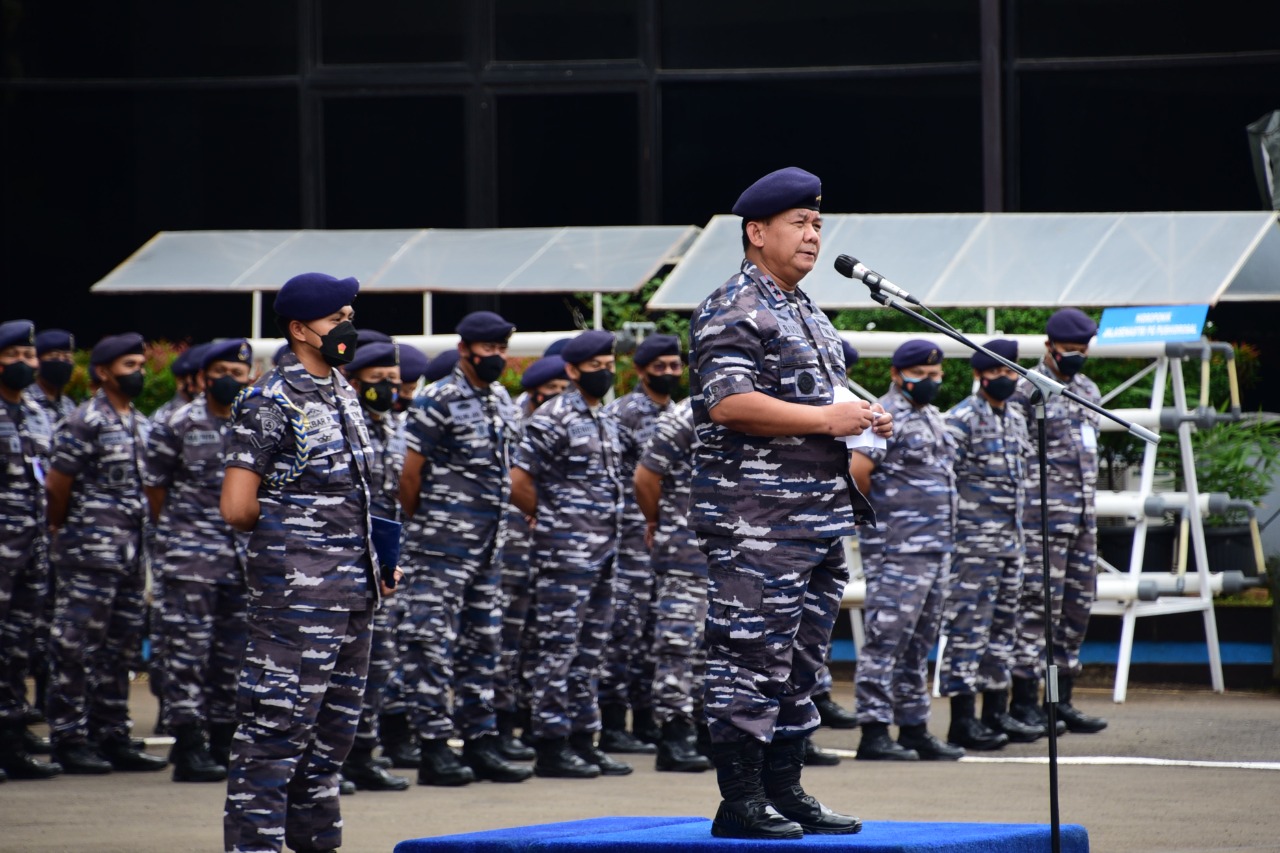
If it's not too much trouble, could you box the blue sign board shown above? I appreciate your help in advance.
[1096,305,1208,344]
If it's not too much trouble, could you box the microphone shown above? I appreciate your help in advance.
[833,255,921,305]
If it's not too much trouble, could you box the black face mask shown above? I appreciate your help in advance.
[532,392,560,409]
[39,360,74,390]
[469,351,507,384]
[306,320,358,367]
[114,370,146,399]
[1,361,36,392]
[208,375,247,407]
[392,392,413,414]
[982,375,1018,402]
[1051,349,1087,378]
[901,376,940,406]
[360,379,397,414]
[647,373,678,396]
[577,368,615,400]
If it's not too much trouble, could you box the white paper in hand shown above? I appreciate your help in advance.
[831,385,887,451]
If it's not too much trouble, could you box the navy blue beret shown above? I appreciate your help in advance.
[544,337,572,357]
[633,334,681,367]
[272,343,291,366]
[521,356,568,390]
[1046,308,1097,344]
[35,328,75,355]
[971,338,1018,371]
[201,339,253,370]
[346,341,399,374]
[357,328,391,347]
[90,332,145,366]
[273,272,359,322]
[732,167,822,220]
[560,330,616,366]
[0,320,36,351]
[457,311,515,344]
[892,339,944,369]
[841,339,859,370]
[423,349,460,383]
[397,344,430,383]
[170,343,206,378]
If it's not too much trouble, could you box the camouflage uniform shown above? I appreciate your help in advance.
[399,364,519,742]
[150,394,192,428]
[222,351,379,853]
[24,382,76,430]
[493,399,539,721]
[1010,358,1101,678]
[690,260,873,744]
[143,396,247,732]
[853,383,956,727]
[939,393,1028,696]
[514,386,623,739]
[0,396,53,726]
[47,392,150,749]
[636,398,708,727]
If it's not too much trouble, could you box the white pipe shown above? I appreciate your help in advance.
[1094,490,1232,519]
[840,570,1248,607]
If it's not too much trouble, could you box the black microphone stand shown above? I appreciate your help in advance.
[867,289,1159,853]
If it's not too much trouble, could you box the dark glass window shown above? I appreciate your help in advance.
[495,93,640,226]
[660,77,983,224]
[320,1,468,65]
[323,97,467,228]
[661,0,980,69]
[3,1,298,79]
[494,0,638,62]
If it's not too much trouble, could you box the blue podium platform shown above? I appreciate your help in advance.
[395,816,1090,853]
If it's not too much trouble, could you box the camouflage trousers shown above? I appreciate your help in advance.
[649,525,708,726]
[939,553,1023,696]
[599,515,655,710]
[1014,524,1097,678]
[700,535,847,745]
[160,578,248,729]
[353,606,400,750]
[854,551,950,727]
[527,542,616,740]
[47,564,146,746]
[0,553,47,724]
[493,512,533,716]
[223,605,371,853]
[398,544,502,742]
[378,597,409,716]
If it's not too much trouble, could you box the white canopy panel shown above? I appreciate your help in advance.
[646,211,1280,311]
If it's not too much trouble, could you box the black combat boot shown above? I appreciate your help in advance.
[463,736,534,782]
[533,736,600,779]
[763,737,861,835]
[343,744,410,791]
[631,705,662,746]
[53,741,112,775]
[1011,677,1066,735]
[813,692,858,729]
[207,721,237,767]
[982,689,1043,743]
[0,724,62,779]
[1056,673,1108,734]
[855,723,919,761]
[946,695,1008,751]
[495,710,535,761]
[654,718,711,773]
[416,738,474,787]
[897,723,964,761]
[696,720,713,759]
[379,712,421,768]
[99,733,168,772]
[569,731,633,776]
[21,728,51,754]
[803,736,841,767]
[598,704,655,754]
[709,740,804,840]
[169,724,227,783]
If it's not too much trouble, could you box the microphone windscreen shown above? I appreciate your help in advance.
[834,254,859,278]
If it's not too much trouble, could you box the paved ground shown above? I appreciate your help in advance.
[3,680,1278,853]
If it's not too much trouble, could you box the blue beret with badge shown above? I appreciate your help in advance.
[170,343,206,378]
[273,272,360,322]
[91,332,146,366]
[544,337,572,357]
[732,167,822,220]
[345,341,399,374]
[521,355,568,390]
[357,328,392,347]
[35,328,75,355]
[201,338,253,371]
[971,338,1018,371]
[0,319,36,350]
[892,339,944,369]
[423,349,460,383]
[1046,308,1097,344]
[841,339,859,370]
[633,334,681,368]
[560,330,615,366]
[397,344,430,383]
[457,311,515,344]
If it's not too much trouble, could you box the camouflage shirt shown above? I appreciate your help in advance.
[603,387,669,524]
[144,395,240,585]
[689,259,873,539]
[856,383,956,555]
[945,393,1029,556]
[364,409,406,522]
[637,397,696,530]
[24,383,76,432]
[0,396,53,558]
[150,394,192,428]
[225,352,377,610]
[49,391,150,572]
